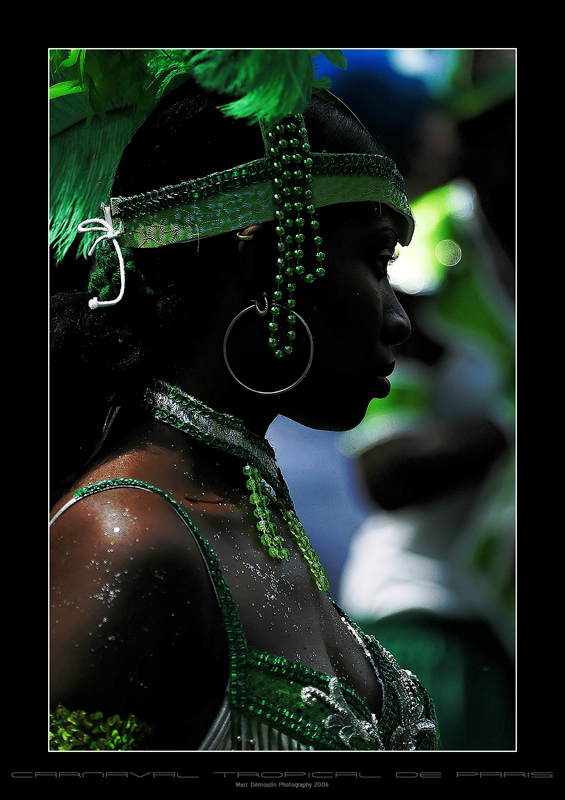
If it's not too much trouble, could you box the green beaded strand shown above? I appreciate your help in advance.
[265,116,326,359]
[243,464,329,591]
[279,506,330,592]
[244,465,289,560]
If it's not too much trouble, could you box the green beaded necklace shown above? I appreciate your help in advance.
[143,379,330,591]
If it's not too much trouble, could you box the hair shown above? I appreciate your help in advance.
[50,79,383,499]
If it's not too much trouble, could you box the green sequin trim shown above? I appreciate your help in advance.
[243,649,379,750]
[111,158,271,220]
[111,153,408,221]
[144,381,284,493]
[49,705,153,751]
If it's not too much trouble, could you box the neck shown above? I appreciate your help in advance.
[170,373,278,439]
[136,378,330,591]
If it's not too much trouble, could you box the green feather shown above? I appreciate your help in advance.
[50,101,137,262]
[49,49,346,263]
[50,49,161,125]
[312,49,348,70]
[50,49,165,262]
[186,49,333,126]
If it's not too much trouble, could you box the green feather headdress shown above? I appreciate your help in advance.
[49,48,347,262]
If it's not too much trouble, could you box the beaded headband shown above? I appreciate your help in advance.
[107,129,414,252]
[81,110,414,358]
[51,50,415,358]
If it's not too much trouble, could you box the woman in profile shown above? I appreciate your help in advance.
[49,49,438,751]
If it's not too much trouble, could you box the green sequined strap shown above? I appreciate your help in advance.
[241,649,383,751]
[49,705,153,751]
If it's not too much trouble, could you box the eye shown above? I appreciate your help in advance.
[373,248,398,280]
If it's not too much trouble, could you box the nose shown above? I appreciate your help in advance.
[382,285,411,346]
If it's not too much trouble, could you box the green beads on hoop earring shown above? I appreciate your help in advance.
[265,115,326,359]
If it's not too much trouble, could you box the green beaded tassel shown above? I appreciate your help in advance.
[263,115,326,359]
[243,464,329,591]
[245,465,289,560]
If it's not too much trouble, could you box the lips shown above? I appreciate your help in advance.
[372,361,395,398]
[380,361,396,378]
[373,375,391,398]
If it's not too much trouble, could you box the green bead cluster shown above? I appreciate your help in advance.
[244,465,289,560]
[49,705,152,750]
[265,115,326,359]
[243,463,329,591]
[114,161,271,219]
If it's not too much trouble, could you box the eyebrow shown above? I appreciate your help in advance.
[372,224,401,248]
[372,199,405,241]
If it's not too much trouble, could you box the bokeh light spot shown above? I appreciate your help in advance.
[435,239,462,267]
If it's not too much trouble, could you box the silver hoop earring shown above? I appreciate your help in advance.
[255,292,269,317]
[223,304,314,396]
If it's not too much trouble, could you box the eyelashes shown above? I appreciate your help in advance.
[374,248,398,280]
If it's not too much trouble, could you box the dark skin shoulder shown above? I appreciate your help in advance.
[50,481,228,750]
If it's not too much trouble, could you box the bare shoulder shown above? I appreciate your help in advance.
[50,482,220,638]
[51,481,200,558]
[50,483,228,748]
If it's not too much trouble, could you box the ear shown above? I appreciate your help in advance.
[236,222,274,300]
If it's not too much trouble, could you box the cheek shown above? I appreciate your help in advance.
[280,279,384,430]
[310,274,384,368]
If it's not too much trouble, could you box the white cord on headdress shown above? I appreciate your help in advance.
[78,204,125,310]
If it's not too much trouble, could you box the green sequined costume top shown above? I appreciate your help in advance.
[50,479,438,751]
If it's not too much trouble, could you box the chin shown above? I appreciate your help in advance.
[285,397,370,433]
[279,369,376,432]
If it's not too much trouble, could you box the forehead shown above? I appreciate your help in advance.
[318,201,406,243]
